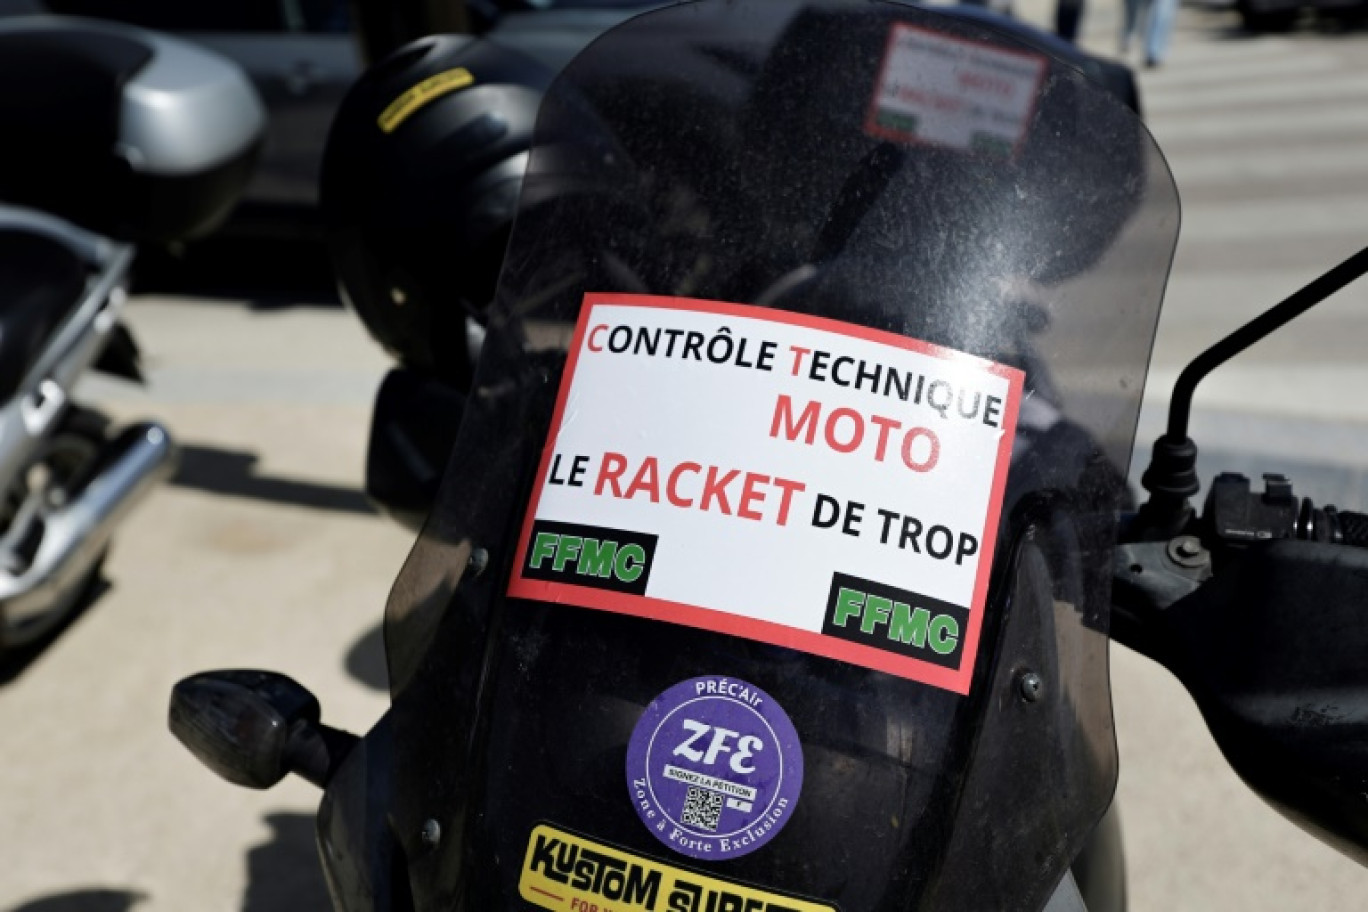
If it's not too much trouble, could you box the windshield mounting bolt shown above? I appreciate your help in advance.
[1167,535,1209,569]
[1018,671,1043,703]
[468,547,489,578]
[420,819,441,848]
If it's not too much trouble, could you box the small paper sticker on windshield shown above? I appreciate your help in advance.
[866,24,1046,157]
[509,294,1022,695]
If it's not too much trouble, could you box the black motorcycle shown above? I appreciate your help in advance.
[169,1,1368,909]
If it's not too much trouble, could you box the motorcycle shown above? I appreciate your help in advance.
[0,16,264,651]
[167,0,1368,909]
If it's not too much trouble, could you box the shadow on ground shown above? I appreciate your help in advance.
[0,817,331,912]
[171,444,376,517]
[2,890,147,912]
[243,813,332,912]
[345,623,388,692]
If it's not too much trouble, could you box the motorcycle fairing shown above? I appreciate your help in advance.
[363,1,1180,908]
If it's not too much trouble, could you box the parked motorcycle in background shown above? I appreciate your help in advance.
[168,0,1368,909]
[0,16,264,651]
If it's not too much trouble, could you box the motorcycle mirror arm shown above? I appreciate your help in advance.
[1138,245,1368,536]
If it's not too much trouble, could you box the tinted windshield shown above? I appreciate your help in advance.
[377,2,1178,909]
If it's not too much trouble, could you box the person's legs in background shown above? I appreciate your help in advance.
[1145,0,1179,66]
[1120,0,1146,53]
[1056,0,1085,42]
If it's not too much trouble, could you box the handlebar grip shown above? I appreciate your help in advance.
[1337,510,1368,549]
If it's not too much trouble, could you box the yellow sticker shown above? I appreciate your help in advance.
[377,67,475,133]
[520,823,839,912]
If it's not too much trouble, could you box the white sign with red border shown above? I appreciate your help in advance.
[509,294,1022,695]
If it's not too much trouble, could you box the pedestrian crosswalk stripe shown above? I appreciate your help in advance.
[1149,104,1368,144]
[1146,72,1368,114]
[1140,53,1336,88]
[1179,196,1368,243]
[1164,144,1368,186]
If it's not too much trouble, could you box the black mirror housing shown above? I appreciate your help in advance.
[169,669,322,790]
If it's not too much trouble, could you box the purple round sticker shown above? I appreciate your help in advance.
[626,675,803,861]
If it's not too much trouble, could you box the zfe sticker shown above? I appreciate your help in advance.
[627,676,802,860]
[520,823,837,912]
[508,294,1022,695]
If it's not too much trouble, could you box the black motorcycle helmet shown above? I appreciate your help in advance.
[321,35,554,386]
[323,6,1145,389]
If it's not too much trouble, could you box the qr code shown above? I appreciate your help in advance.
[681,786,724,832]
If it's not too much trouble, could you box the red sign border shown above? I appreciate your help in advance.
[508,292,1023,696]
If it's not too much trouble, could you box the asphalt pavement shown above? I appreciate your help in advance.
[4,2,1368,910]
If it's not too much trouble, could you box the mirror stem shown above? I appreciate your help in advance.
[1139,246,1368,537]
[1166,246,1368,442]
[285,722,360,789]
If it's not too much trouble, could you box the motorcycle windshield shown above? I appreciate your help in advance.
[378,1,1177,909]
